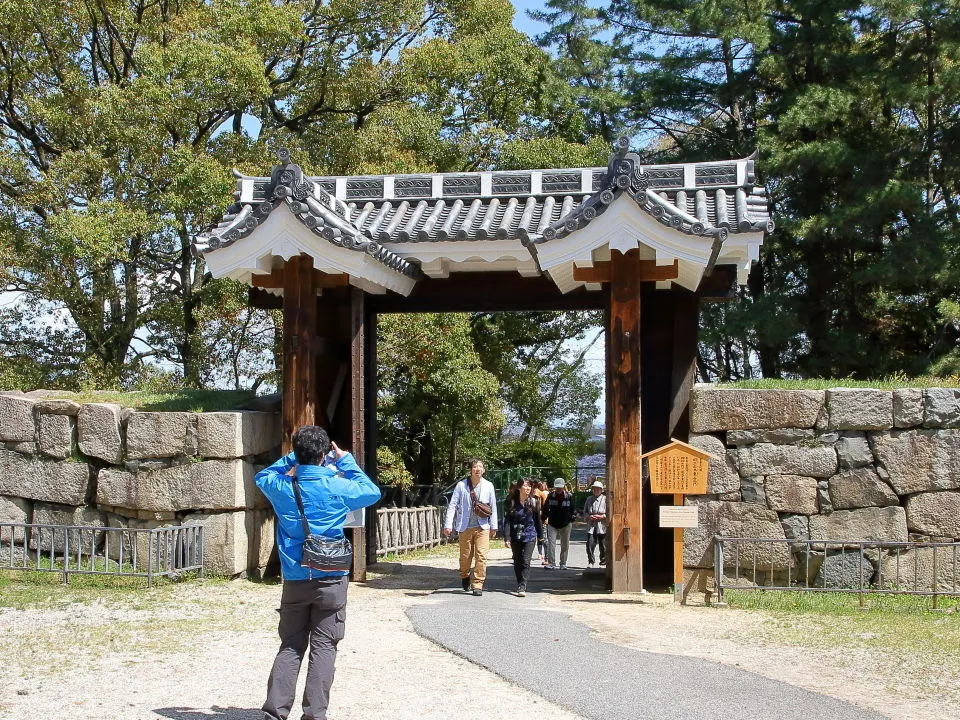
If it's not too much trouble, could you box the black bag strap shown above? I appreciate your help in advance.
[291,479,312,538]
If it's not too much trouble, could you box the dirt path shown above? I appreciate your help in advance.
[0,548,953,720]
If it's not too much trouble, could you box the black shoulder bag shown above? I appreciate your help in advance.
[292,479,353,573]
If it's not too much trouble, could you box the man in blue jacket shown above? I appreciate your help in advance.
[256,425,381,720]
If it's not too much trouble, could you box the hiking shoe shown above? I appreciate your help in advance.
[461,577,470,591]
[472,588,483,596]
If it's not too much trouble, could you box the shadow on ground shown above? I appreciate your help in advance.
[154,706,261,719]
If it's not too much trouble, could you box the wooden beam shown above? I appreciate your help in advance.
[696,264,737,299]
[574,259,679,284]
[253,269,349,290]
[282,254,318,453]
[367,273,605,313]
[607,249,644,592]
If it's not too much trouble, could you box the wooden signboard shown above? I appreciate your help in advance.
[641,439,717,603]
[641,439,711,495]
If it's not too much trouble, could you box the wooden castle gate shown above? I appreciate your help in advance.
[197,141,773,591]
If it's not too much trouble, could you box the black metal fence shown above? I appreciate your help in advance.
[1,522,204,587]
[715,535,960,608]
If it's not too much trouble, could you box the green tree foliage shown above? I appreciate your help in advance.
[529,0,631,142]
[485,439,577,478]
[587,0,960,379]
[377,313,504,484]
[0,0,592,390]
[471,310,602,447]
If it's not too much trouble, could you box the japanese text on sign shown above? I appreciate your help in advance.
[647,446,708,495]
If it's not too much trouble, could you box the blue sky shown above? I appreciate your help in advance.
[511,0,551,37]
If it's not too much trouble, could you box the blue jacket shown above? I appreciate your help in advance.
[255,451,381,580]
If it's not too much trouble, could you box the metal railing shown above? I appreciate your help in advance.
[375,506,447,557]
[0,522,204,587]
[715,535,960,608]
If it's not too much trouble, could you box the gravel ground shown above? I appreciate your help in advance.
[0,543,953,720]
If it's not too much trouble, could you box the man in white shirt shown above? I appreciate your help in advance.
[443,459,498,596]
[583,480,608,567]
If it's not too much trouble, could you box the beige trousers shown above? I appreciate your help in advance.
[458,526,491,589]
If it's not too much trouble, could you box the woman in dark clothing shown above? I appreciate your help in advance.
[503,477,544,597]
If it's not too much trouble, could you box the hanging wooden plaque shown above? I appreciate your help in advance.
[641,439,713,495]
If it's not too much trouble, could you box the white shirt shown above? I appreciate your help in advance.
[444,477,498,533]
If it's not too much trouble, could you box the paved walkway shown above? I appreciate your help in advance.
[406,527,885,720]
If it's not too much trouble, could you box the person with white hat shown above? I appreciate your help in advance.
[542,477,574,569]
[583,480,608,567]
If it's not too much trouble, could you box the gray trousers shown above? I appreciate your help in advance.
[263,576,348,720]
[545,524,572,567]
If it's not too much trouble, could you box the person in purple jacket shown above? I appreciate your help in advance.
[255,425,381,720]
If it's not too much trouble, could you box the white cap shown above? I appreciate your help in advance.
[591,480,604,489]
[553,478,566,488]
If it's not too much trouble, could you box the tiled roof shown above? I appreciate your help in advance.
[195,141,774,282]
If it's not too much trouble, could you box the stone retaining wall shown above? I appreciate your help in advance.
[682,387,960,599]
[0,392,281,575]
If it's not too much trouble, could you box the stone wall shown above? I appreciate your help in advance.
[0,392,281,575]
[682,387,960,598]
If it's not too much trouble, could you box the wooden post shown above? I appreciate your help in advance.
[607,249,643,592]
[282,254,318,453]
[350,287,367,580]
[674,493,684,602]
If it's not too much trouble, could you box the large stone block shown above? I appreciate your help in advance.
[687,434,740,495]
[893,389,923,428]
[825,389,893,431]
[39,414,73,460]
[878,547,959,591]
[683,500,791,570]
[904,491,960,539]
[105,514,180,567]
[780,514,810,540]
[126,412,196,459]
[924,388,960,428]
[735,443,838,478]
[0,450,89,505]
[182,509,274,575]
[870,429,960,494]
[726,428,815,446]
[835,433,874,470]
[0,395,36,442]
[814,551,876,589]
[809,506,908,542]
[196,412,281,459]
[0,495,30,542]
[828,467,898,510]
[34,399,81,416]
[31,503,105,554]
[97,459,267,512]
[740,476,766,504]
[765,475,819,515]
[690,389,824,432]
[77,403,123,464]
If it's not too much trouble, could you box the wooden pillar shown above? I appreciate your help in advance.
[364,310,380,567]
[607,249,643,592]
[349,288,367,580]
[282,254,318,453]
[669,290,700,439]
